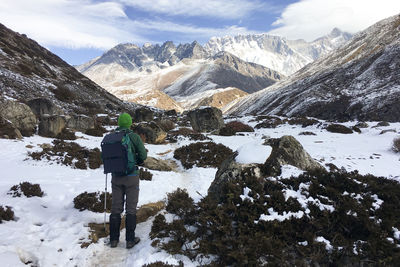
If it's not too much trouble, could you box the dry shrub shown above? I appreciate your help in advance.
[326,124,353,134]
[142,261,183,267]
[150,169,400,265]
[220,121,254,136]
[173,142,234,169]
[28,140,102,170]
[166,128,210,143]
[288,117,319,127]
[52,84,76,102]
[8,182,44,197]
[139,168,153,181]
[56,128,77,140]
[255,116,285,129]
[73,191,112,213]
[0,206,15,223]
[299,131,316,136]
[392,137,400,153]
[85,124,107,137]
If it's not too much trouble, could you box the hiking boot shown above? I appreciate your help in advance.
[110,240,118,248]
[126,237,140,249]
[109,213,121,247]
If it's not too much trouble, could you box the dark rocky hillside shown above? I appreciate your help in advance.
[228,14,400,122]
[0,23,135,115]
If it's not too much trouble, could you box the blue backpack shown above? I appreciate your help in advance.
[101,130,136,175]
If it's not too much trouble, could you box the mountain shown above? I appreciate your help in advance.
[0,23,134,115]
[204,28,352,76]
[77,43,283,111]
[226,14,400,122]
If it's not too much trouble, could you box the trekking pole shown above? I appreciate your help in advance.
[104,173,108,232]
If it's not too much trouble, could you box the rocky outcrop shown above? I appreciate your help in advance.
[187,107,225,132]
[143,157,178,172]
[262,135,323,176]
[134,107,154,122]
[0,116,22,139]
[38,115,66,137]
[27,98,63,117]
[132,122,167,144]
[0,100,37,136]
[66,115,95,132]
[207,152,262,202]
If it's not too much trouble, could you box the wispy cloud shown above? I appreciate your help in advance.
[269,0,400,41]
[0,0,260,50]
[119,0,266,19]
[0,0,141,49]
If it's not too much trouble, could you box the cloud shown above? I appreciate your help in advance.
[119,0,265,19]
[0,0,142,49]
[0,0,260,50]
[269,0,400,41]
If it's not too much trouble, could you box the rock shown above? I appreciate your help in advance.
[132,122,167,144]
[66,114,95,132]
[380,129,397,135]
[376,121,390,127]
[38,115,66,137]
[187,107,225,132]
[143,157,178,172]
[136,201,166,223]
[165,109,177,117]
[27,98,62,117]
[207,152,263,202]
[355,122,369,128]
[0,100,37,136]
[262,135,324,176]
[326,124,353,134]
[134,107,154,122]
[0,116,22,139]
[156,119,176,132]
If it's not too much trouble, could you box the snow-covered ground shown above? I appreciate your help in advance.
[0,117,399,266]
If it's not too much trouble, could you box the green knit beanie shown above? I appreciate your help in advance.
[118,113,132,128]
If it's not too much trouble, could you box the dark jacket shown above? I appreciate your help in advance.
[116,126,147,175]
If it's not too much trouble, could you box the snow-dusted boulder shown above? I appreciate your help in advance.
[0,100,37,136]
[66,114,95,132]
[0,116,22,139]
[38,115,66,137]
[187,107,224,132]
[27,98,63,118]
[262,135,323,176]
[132,122,166,144]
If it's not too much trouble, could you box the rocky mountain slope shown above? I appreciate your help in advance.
[226,14,400,122]
[0,23,135,115]
[204,28,352,76]
[78,44,282,111]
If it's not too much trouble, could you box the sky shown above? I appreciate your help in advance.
[0,0,399,65]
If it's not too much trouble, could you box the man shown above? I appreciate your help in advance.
[110,113,147,249]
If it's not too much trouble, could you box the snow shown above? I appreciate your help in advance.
[0,116,400,266]
[235,142,271,164]
[315,236,333,251]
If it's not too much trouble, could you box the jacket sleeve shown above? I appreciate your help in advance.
[130,133,147,164]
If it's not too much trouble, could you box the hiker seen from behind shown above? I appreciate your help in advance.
[101,113,147,249]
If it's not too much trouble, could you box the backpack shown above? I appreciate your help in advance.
[101,129,136,175]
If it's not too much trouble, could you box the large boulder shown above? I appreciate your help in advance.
[66,114,95,132]
[0,116,22,139]
[134,107,154,122]
[132,122,166,144]
[0,100,37,136]
[262,135,323,176]
[27,98,62,117]
[207,152,263,202]
[143,157,178,172]
[187,107,225,132]
[38,115,66,137]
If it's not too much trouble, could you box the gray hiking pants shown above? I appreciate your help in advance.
[111,174,139,215]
